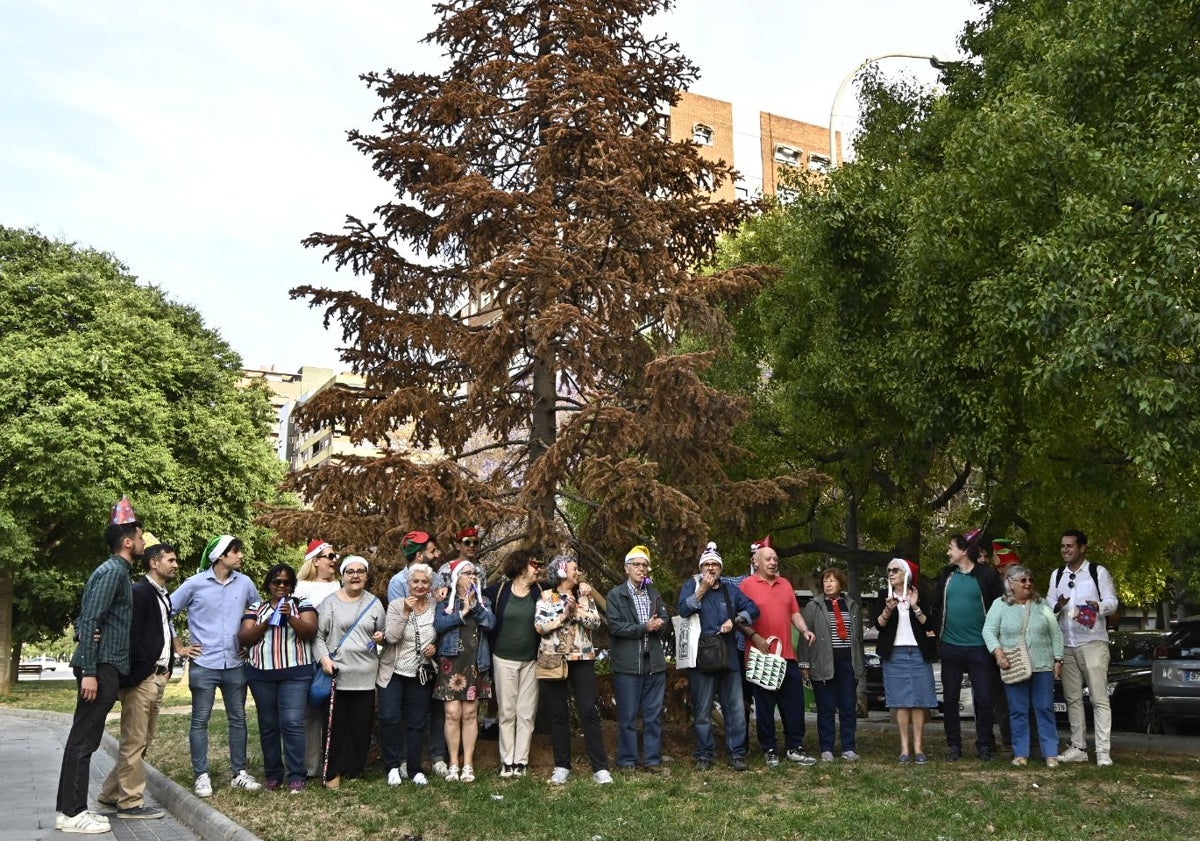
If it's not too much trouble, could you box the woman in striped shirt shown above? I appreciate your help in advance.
[238,564,318,793]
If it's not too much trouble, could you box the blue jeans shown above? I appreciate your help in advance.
[248,673,309,783]
[940,643,997,753]
[689,668,748,761]
[613,670,666,768]
[188,663,249,777]
[378,674,433,775]
[753,659,806,752]
[1004,670,1060,761]
[812,649,857,754]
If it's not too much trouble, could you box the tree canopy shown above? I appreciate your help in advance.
[719,0,1200,609]
[272,0,817,587]
[0,227,288,689]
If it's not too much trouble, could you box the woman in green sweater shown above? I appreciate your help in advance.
[983,564,1064,768]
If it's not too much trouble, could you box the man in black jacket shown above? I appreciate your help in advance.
[930,534,1005,762]
[97,540,191,819]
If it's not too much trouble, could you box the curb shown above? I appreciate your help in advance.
[4,708,264,841]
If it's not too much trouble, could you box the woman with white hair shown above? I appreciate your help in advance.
[983,564,1064,768]
[432,560,496,783]
[313,555,384,789]
[535,555,612,785]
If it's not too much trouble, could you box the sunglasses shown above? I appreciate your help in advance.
[460,538,479,546]
[1014,577,1034,584]
[1067,572,1076,588]
[270,579,296,587]
[316,553,338,561]
[529,561,545,569]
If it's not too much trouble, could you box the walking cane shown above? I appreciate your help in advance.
[321,669,338,784]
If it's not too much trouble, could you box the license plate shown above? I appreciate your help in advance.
[1185,671,1200,683]
[1053,702,1066,712]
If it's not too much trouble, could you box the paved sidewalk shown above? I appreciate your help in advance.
[0,708,260,841]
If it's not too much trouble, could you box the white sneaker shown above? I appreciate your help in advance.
[410,772,428,786]
[841,751,860,761]
[1097,754,1113,767]
[549,766,570,785]
[231,769,261,791]
[387,768,403,786]
[58,810,111,834]
[432,760,449,778]
[399,761,408,779]
[194,773,213,798]
[1059,746,1089,763]
[500,763,514,778]
[592,769,613,784]
[820,751,834,762]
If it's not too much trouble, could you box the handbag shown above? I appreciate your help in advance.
[696,634,728,673]
[309,596,379,707]
[745,635,787,691]
[411,612,438,686]
[673,613,700,669]
[535,648,568,680]
[1000,604,1034,685]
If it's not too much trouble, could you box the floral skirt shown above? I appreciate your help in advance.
[433,656,494,702]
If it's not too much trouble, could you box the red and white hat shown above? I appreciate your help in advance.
[305,539,332,561]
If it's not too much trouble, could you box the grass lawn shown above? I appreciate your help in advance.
[5,680,1199,841]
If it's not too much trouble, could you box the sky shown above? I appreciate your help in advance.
[1,0,979,373]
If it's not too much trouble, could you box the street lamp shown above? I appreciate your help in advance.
[828,53,962,168]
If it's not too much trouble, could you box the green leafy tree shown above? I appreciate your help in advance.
[271,0,816,584]
[0,227,288,690]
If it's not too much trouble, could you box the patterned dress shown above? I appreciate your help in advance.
[434,615,494,702]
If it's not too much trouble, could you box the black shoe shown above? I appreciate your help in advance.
[116,805,165,820]
[947,747,962,762]
[695,758,712,771]
[729,757,749,772]
[978,747,994,762]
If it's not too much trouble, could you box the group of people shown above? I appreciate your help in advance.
[875,529,1118,768]
[53,497,1118,834]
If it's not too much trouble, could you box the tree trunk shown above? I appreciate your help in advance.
[0,565,14,694]
[529,348,558,525]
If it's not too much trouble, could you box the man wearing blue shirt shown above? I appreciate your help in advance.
[171,535,262,797]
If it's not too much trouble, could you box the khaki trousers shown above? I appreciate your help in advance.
[100,672,168,809]
[492,656,539,766]
[1062,640,1111,758]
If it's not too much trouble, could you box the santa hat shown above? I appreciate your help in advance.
[339,555,369,576]
[992,539,1021,568]
[625,545,652,566]
[200,535,235,572]
[445,560,476,611]
[305,539,332,561]
[750,535,773,555]
[402,530,432,559]
[110,496,140,526]
[698,542,723,570]
[888,557,920,589]
[456,525,479,541]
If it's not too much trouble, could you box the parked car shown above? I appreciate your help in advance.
[1053,630,1163,734]
[1152,617,1200,734]
[20,655,61,671]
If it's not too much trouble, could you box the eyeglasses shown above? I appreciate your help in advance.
[627,562,650,569]
[460,571,478,577]
[344,569,367,576]
[269,579,295,587]
[1014,577,1034,584]
[460,538,479,546]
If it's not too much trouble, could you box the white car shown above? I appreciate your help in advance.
[21,656,61,671]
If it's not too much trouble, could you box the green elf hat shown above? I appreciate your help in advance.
[200,534,235,572]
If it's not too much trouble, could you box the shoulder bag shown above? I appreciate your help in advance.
[309,596,378,707]
[1000,604,1034,685]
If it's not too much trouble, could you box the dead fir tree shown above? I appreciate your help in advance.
[264,0,818,586]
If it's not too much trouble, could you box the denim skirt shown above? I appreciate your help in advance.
[882,645,937,709]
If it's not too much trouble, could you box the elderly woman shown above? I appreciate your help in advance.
[433,560,496,783]
[875,558,937,763]
[238,563,318,792]
[294,539,340,778]
[375,563,438,787]
[483,548,546,778]
[800,567,864,761]
[983,564,1064,767]
[313,555,385,789]
[535,555,612,785]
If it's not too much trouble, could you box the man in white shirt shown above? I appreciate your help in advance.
[1046,529,1119,766]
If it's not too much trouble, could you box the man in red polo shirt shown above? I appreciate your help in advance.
[740,544,818,767]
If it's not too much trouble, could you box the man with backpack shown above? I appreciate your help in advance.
[1046,529,1119,766]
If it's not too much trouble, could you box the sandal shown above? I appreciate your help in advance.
[460,765,475,783]
[445,765,460,782]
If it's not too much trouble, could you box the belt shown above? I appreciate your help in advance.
[155,666,169,676]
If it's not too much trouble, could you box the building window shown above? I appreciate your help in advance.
[693,122,714,146]
[807,153,831,173]
[775,144,801,167]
